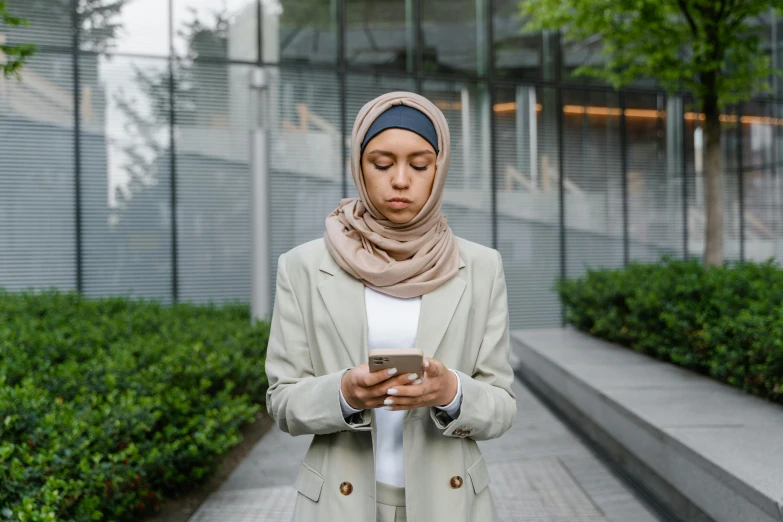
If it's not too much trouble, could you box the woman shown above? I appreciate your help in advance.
[265,91,516,522]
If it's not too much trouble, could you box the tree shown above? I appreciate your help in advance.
[0,1,36,78]
[521,0,783,267]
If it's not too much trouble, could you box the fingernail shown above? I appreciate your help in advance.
[384,398,393,406]
[424,360,430,368]
[413,379,422,385]
[385,406,393,411]
[387,388,398,395]
[407,373,418,381]
[386,368,398,376]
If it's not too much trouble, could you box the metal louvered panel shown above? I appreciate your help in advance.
[737,100,783,262]
[626,92,684,262]
[173,1,258,62]
[0,51,77,292]
[280,0,338,65]
[103,0,170,57]
[267,68,342,309]
[5,0,783,330]
[562,88,625,278]
[2,1,72,50]
[494,85,561,330]
[423,80,492,247]
[79,55,174,302]
[175,62,254,304]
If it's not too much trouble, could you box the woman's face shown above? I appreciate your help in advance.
[361,128,437,224]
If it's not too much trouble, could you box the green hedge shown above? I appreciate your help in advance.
[556,258,783,405]
[0,289,269,521]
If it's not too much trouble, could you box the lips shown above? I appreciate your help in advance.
[388,198,411,209]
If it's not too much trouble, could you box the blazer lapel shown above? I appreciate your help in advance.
[415,258,467,360]
[318,254,367,368]
[318,252,467,367]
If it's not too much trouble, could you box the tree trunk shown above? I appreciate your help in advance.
[702,91,723,267]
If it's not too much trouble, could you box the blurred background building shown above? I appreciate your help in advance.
[2,0,783,328]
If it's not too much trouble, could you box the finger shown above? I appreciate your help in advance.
[384,382,428,398]
[383,393,438,410]
[423,358,442,377]
[365,371,421,398]
[384,393,437,406]
[360,366,403,387]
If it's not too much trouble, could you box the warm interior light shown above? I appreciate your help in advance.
[435,100,782,125]
[624,108,664,118]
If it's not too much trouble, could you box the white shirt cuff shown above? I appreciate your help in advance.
[339,387,364,417]
[435,369,462,417]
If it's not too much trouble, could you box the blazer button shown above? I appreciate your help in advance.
[450,476,463,489]
[339,481,353,495]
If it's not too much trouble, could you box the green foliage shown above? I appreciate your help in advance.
[0,1,37,79]
[0,289,270,521]
[556,258,783,403]
[520,0,783,107]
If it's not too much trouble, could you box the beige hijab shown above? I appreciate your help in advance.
[323,91,460,299]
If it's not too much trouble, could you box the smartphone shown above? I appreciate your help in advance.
[368,348,424,376]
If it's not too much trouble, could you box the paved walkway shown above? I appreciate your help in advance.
[189,350,664,522]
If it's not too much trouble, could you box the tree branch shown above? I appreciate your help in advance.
[677,0,700,38]
[717,0,727,21]
[726,0,739,17]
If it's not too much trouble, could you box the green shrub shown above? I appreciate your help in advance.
[556,257,783,404]
[0,288,269,521]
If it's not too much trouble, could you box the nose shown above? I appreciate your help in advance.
[391,164,410,189]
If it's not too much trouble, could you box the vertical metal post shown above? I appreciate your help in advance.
[461,87,471,191]
[405,0,415,75]
[415,0,423,93]
[773,10,779,97]
[168,0,179,302]
[552,30,567,325]
[737,105,745,262]
[257,0,263,64]
[557,85,566,326]
[71,0,83,294]
[620,91,629,265]
[528,87,538,188]
[489,85,497,249]
[487,0,497,250]
[338,0,347,198]
[682,102,689,259]
[250,68,270,323]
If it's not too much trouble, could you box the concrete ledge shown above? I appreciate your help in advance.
[512,328,783,522]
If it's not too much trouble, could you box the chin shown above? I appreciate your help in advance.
[390,213,416,224]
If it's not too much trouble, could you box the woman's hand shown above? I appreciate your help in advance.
[340,363,421,410]
[382,358,458,411]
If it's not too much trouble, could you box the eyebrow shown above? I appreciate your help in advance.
[366,149,436,158]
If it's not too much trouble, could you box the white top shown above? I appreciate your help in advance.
[338,286,463,487]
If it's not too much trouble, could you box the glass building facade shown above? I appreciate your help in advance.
[2,1,783,329]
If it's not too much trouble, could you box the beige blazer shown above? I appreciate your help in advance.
[265,236,516,522]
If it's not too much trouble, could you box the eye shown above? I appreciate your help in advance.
[374,163,392,171]
[411,165,429,172]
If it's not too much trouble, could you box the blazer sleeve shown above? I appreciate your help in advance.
[265,252,372,436]
[429,249,517,441]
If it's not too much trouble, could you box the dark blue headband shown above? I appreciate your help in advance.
[361,105,439,155]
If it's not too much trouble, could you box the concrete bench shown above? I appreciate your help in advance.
[512,328,783,522]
